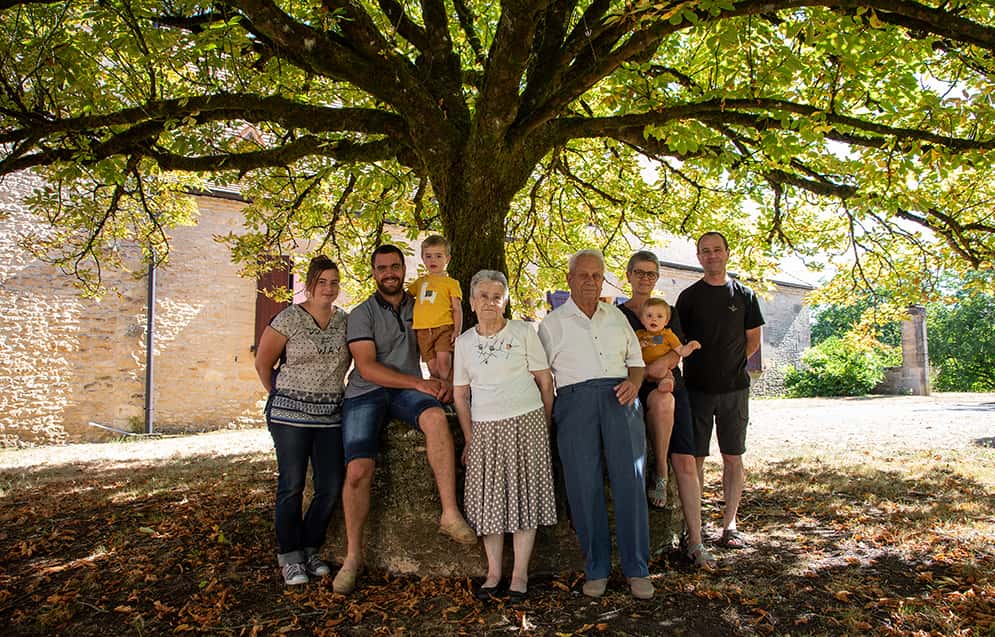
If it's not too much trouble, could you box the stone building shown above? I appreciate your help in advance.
[1,172,263,446]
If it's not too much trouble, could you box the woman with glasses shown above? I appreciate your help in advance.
[618,251,716,570]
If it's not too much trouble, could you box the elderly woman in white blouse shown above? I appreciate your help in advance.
[453,270,556,603]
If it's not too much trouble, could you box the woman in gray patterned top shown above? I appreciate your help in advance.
[254,256,352,586]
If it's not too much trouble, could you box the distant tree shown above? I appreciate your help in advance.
[810,295,901,347]
[928,286,995,391]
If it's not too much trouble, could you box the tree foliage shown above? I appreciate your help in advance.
[927,282,995,391]
[807,271,995,392]
[811,296,902,347]
[3,1,995,302]
[784,333,900,397]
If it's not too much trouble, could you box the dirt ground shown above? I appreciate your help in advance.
[748,392,995,453]
[3,393,992,471]
[1,394,993,636]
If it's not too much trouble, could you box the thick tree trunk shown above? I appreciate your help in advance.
[432,144,535,321]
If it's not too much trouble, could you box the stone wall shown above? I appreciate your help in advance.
[150,197,263,431]
[1,173,264,446]
[875,305,931,396]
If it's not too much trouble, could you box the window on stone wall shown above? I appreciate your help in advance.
[253,257,292,353]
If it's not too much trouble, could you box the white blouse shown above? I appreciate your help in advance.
[453,320,549,422]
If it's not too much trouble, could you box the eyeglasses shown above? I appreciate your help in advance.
[629,269,659,279]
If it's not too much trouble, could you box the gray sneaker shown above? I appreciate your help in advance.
[282,562,309,586]
[305,554,331,577]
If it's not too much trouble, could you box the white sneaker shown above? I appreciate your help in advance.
[305,554,331,577]
[282,562,309,586]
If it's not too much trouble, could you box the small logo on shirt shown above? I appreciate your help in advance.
[418,284,438,304]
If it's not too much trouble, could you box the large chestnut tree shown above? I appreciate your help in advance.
[2,0,995,302]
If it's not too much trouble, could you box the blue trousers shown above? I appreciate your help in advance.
[554,378,649,579]
[269,422,344,565]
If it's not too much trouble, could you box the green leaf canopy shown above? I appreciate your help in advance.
[2,0,995,302]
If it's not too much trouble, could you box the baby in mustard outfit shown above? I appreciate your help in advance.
[636,298,700,393]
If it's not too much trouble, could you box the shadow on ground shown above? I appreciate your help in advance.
[1,447,992,636]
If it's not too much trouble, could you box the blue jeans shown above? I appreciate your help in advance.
[342,387,442,463]
[269,423,344,565]
[554,378,649,579]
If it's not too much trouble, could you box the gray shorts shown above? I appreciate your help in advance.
[689,388,749,456]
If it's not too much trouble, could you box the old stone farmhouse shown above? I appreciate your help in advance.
[1,171,812,447]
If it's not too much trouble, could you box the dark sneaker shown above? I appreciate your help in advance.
[305,554,331,577]
[282,562,309,586]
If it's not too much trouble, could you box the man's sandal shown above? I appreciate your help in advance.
[647,475,667,509]
[687,543,717,570]
[717,528,747,549]
[332,564,362,594]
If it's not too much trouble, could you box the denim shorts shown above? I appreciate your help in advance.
[342,387,442,462]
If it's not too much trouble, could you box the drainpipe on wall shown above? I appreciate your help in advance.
[144,253,156,434]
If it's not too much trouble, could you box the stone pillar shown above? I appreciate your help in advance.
[900,305,930,395]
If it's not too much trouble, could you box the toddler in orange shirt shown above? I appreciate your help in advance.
[637,298,701,392]
[408,235,463,382]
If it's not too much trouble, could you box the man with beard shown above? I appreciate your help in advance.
[333,244,476,595]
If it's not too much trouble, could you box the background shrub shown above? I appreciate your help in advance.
[785,334,901,397]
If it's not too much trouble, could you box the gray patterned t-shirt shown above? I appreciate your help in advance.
[269,304,351,425]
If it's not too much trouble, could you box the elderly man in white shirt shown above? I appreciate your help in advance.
[538,249,654,600]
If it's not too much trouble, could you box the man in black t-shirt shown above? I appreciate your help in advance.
[676,232,764,550]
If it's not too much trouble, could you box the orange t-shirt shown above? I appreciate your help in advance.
[635,327,683,364]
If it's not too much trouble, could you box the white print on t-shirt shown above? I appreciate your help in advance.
[417,283,438,304]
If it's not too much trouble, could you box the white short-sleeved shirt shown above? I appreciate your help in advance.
[537,297,644,389]
[453,320,549,422]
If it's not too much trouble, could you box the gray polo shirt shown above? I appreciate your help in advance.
[344,292,422,399]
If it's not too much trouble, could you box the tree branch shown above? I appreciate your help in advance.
[475,3,547,141]
[146,137,404,173]
[514,0,995,139]
[376,0,429,51]
[451,0,485,64]
[544,98,995,152]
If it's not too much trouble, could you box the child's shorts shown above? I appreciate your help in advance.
[415,325,455,362]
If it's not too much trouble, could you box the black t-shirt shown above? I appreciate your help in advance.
[676,278,765,394]
[617,302,686,387]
